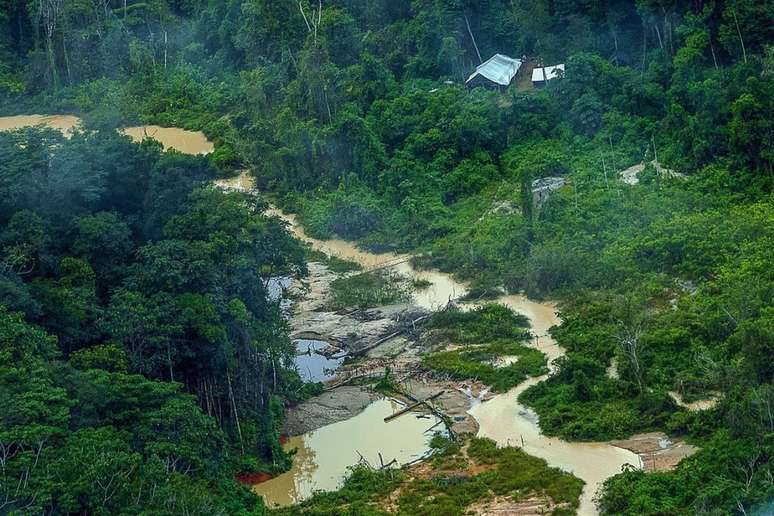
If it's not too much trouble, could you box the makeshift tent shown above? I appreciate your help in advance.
[532,64,565,85]
[466,54,522,88]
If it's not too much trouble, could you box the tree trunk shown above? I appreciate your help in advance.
[732,9,748,64]
[226,371,244,454]
[464,14,482,64]
[46,35,59,89]
[654,24,664,52]
[62,31,72,85]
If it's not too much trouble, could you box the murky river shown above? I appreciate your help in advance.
[2,121,641,513]
[0,114,81,136]
[265,207,465,311]
[120,125,214,155]
[254,398,441,507]
[470,295,641,516]
[262,181,642,515]
[0,115,213,155]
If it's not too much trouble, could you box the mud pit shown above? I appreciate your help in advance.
[255,397,443,507]
[282,386,378,436]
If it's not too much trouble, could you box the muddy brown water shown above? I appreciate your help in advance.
[254,398,441,507]
[0,115,213,156]
[0,125,641,513]
[120,125,214,155]
[469,297,641,516]
[0,114,81,136]
[259,179,643,514]
[264,206,465,311]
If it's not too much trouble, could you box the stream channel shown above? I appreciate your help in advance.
[255,202,642,515]
[0,116,642,515]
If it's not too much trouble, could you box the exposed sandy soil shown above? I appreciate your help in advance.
[282,386,379,436]
[287,261,424,353]
[467,495,561,515]
[611,432,698,472]
[668,391,719,411]
[619,160,686,185]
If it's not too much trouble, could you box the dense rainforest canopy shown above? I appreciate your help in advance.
[1,0,773,514]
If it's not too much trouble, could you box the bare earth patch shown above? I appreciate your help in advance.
[466,495,559,515]
[611,432,698,472]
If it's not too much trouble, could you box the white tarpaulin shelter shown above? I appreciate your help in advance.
[466,54,522,87]
[532,64,565,84]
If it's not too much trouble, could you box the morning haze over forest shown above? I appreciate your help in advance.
[0,1,772,515]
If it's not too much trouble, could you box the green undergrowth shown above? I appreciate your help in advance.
[424,340,548,392]
[424,304,532,344]
[412,278,433,289]
[328,270,412,310]
[421,304,546,391]
[267,437,582,516]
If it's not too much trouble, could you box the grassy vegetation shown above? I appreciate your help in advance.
[424,304,531,343]
[421,304,546,391]
[411,278,433,289]
[328,270,412,311]
[424,340,548,392]
[268,437,583,516]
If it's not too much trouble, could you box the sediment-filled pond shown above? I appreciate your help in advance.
[0,114,81,135]
[253,398,442,507]
[120,125,214,155]
[293,339,345,383]
[0,115,213,155]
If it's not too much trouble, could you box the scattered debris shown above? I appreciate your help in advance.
[384,391,445,422]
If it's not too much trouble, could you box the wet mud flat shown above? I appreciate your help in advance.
[282,259,479,437]
[611,432,698,472]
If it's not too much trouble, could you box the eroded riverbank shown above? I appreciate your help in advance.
[219,170,648,514]
[0,121,678,513]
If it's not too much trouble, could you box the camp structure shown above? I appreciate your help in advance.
[466,54,522,89]
[532,64,565,86]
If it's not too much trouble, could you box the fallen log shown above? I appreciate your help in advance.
[323,372,369,391]
[384,391,444,422]
[351,314,432,357]
[425,399,458,441]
